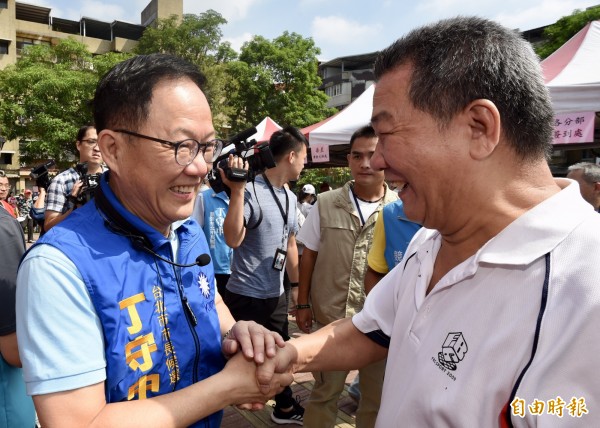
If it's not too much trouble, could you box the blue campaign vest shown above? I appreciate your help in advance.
[382,201,422,269]
[40,175,224,427]
[200,189,232,275]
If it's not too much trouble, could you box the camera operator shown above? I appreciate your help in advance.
[44,125,104,231]
[222,126,308,425]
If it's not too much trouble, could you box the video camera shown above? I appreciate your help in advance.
[208,127,276,195]
[30,160,55,190]
[74,162,101,204]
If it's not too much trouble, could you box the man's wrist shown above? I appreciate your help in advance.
[222,327,233,343]
[296,304,311,310]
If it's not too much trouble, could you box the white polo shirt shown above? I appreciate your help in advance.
[353,179,600,427]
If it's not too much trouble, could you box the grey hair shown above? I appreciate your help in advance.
[374,16,554,161]
[568,162,600,183]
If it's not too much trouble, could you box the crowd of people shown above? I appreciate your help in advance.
[1,15,600,428]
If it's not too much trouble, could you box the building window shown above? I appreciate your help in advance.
[16,38,33,55]
[0,1,8,9]
[0,152,13,165]
[0,40,9,55]
[16,37,50,56]
[326,84,342,97]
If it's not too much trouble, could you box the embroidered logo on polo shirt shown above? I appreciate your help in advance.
[431,332,468,380]
[198,273,210,298]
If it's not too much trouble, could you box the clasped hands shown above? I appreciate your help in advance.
[220,320,295,410]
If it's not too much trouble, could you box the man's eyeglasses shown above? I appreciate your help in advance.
[0,184,10,189]
[80,139,99,147]
[114,130,224,166]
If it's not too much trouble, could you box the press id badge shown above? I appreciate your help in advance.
[272,248,287,271]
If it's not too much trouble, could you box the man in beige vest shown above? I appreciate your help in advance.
[295,125,397,427]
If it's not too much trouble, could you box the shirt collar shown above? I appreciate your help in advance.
[416,179,594,269]
[478,179,594,265]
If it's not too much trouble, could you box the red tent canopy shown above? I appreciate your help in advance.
[250,117,282,142]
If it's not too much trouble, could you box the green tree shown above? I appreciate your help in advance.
[535,5,600,59]
[135,11,232,65]
[225,32,335,134]
[297,167,351,190]
[0,39,130,165]
[135,11,236,133]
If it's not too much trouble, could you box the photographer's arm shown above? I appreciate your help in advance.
[286,234,300,311]
[33,187,46,209]
[45,181,83,231]
[222,156,248,249]
[285,235,299,283]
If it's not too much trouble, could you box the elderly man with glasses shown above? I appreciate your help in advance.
[44,125,105,231]
[16,54,292,428]
[0,170,17,217]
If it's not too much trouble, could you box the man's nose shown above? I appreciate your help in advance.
[186,151,209,178]
[370,145,387,171]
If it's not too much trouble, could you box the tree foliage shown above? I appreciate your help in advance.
[535,5,600,59]
[135,11,237,133]
[135,11,232,65]
[297,167,351,190]
[0,12,336,167]
[0,39,130,166]
[224,32,335,134]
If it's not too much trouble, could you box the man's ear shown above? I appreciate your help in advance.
[97,130,120,173]
[465,99,501,160]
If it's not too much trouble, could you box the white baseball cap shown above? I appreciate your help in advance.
[302,184,316,194]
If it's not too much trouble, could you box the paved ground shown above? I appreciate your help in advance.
[25,230,40,249]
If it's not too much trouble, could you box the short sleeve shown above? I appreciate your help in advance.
[367,213,389,274]
[243,187,258,228]
[16,245,106,395]
[296,202,321,251]
[352,267,398,346]
[289,191,299,235]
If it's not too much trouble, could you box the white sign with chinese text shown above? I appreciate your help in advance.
[552,111,595,145]
[311,144,330,163]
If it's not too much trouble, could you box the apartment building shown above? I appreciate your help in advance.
[318,52,377,111]
[0,0,182,190]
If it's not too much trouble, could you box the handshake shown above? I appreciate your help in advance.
[219,320,298,410]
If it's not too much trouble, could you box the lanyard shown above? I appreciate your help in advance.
[351,188,366,226]
[263,174,290,244]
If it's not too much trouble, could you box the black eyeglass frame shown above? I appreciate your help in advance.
[79,138,99,147]
[113,129,224,166]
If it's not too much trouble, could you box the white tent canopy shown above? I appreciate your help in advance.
[542,20,600,114]
[304,20,600,148]
[307,84,375,146]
